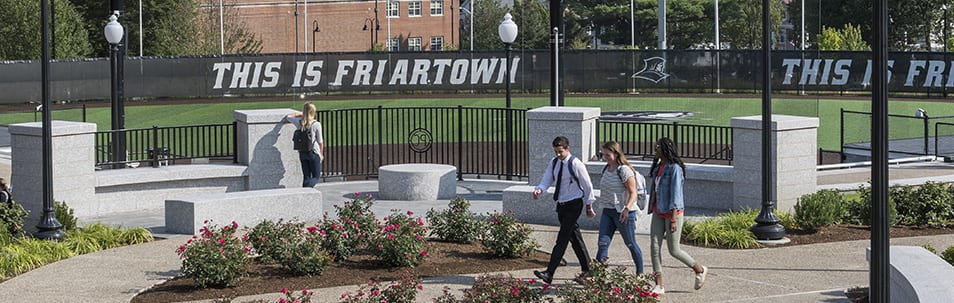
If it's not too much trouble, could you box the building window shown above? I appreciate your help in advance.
[388,38,400,51]
[387,1,399,17]
[430,36,444,51]
[430,0,443,16]
[409,37,422,51]
[408,1,422,17]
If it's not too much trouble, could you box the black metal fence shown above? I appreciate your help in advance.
[840,109,954,159]
[318,106,528,180]
[597,120,734,164]
[95,123,237,168]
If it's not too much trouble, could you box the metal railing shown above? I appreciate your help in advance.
[597,120,733,163]
[839,109,954,159]
[935,122,954,160]
[95,123,237,168]
[318,106,527,180]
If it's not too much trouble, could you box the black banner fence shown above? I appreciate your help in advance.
[6,50,954,104]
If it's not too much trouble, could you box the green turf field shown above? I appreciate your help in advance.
[1,96,951,151]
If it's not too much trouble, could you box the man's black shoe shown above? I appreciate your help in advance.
[533,270,553,284]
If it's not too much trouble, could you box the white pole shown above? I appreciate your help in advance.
[630,0,635,48]
[800,0,805,50]
[219,0,224,54]
[304,0,308,52]
[387,0,391,50]
[139,0,143,56]
[715,0,720,93]
[470,0,474,52]
[554,27,559,106]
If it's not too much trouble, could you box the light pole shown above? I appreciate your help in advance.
[312,20,320,52]
[499,13,517,180]
[714,0,721,94]
[362,18,379,51]
[460,6,474,52]
[106,12,126,168]
[750,0,784,241]
[36,0,65,241]
[944,5,950,53]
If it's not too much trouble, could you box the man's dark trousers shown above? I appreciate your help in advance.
[545,198,591,275]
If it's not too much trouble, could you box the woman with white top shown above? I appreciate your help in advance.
[594,141,647,274]
[285,102,324,187]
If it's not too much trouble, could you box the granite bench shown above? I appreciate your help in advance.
[867,246,954,303]
[165,187,323,234]
[378,164,457,200]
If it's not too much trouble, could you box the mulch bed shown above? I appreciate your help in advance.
[131,241,549,303]
[782,224,954,246]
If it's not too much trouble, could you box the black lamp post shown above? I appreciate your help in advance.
[35,0,65,241]
[312,20,320,52]
[750,0,785,240]
[499,13,517,180]
[106,12,126,168]
[362,18,379,51]
[944,5,949,53]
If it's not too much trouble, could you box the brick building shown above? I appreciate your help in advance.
[218,0,459,53]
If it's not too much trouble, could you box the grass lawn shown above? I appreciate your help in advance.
[0,95,951,151]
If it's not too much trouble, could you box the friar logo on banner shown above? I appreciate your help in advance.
[632,56,670,83]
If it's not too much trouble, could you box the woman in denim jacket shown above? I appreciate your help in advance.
[648,137,707,296]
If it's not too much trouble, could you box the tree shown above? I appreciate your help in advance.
[460,0,508,50]
[72,0,261,57]
[719,0,784,49]
[817,24,868,51]
[0,0,92,60]
[510,0,549,49]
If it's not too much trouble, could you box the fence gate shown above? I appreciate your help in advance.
[317,106,528,180]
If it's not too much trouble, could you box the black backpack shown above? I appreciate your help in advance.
[292,126,312,151]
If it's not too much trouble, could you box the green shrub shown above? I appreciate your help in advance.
[894,182,954,226]
[942,245,954,266]
[0,201,28,237]
[120,227,154,245]
[435,273,549,303]
[795,190,846,230]
[176,221,251,288]
[683,209,761,249]
[777,210,799,230]
[373,211,429,267]
[427,197,482,243]
[922,244,938,254]
[245,219,304,264]
[480,211,539,258]
[282,227,332,276]
[843,184,898,226]
[339,271,422,303]
[558,262,659,303]
[317,218,358,262]
[53,201,77,231]
[334,194,378,248]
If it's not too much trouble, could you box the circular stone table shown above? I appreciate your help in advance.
[378,164,457,200]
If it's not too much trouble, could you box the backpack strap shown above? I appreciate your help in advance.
[552,156,582,190]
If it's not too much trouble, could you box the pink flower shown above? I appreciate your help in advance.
[542,284,551,290]
[301,289,309,295]
[340,293,347,299]
[417,284,424,290]
[281,287,289,294]
[331,223,338,229]
[593,289,600,294]
[416,218,425,226]
[421,250,428,256]
[512,287,519,296]
[231,221,238,229]
[320,230,327,236]
[307,226,318,232]
[529,279,536,284]
[218,238,226,245]
[388,234,395,241]
[176,245,186,253]
[372,289,380,296]
[278,298,286,303]
[407,210,414,216]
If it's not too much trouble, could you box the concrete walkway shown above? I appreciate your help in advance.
[2,162,954,302]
